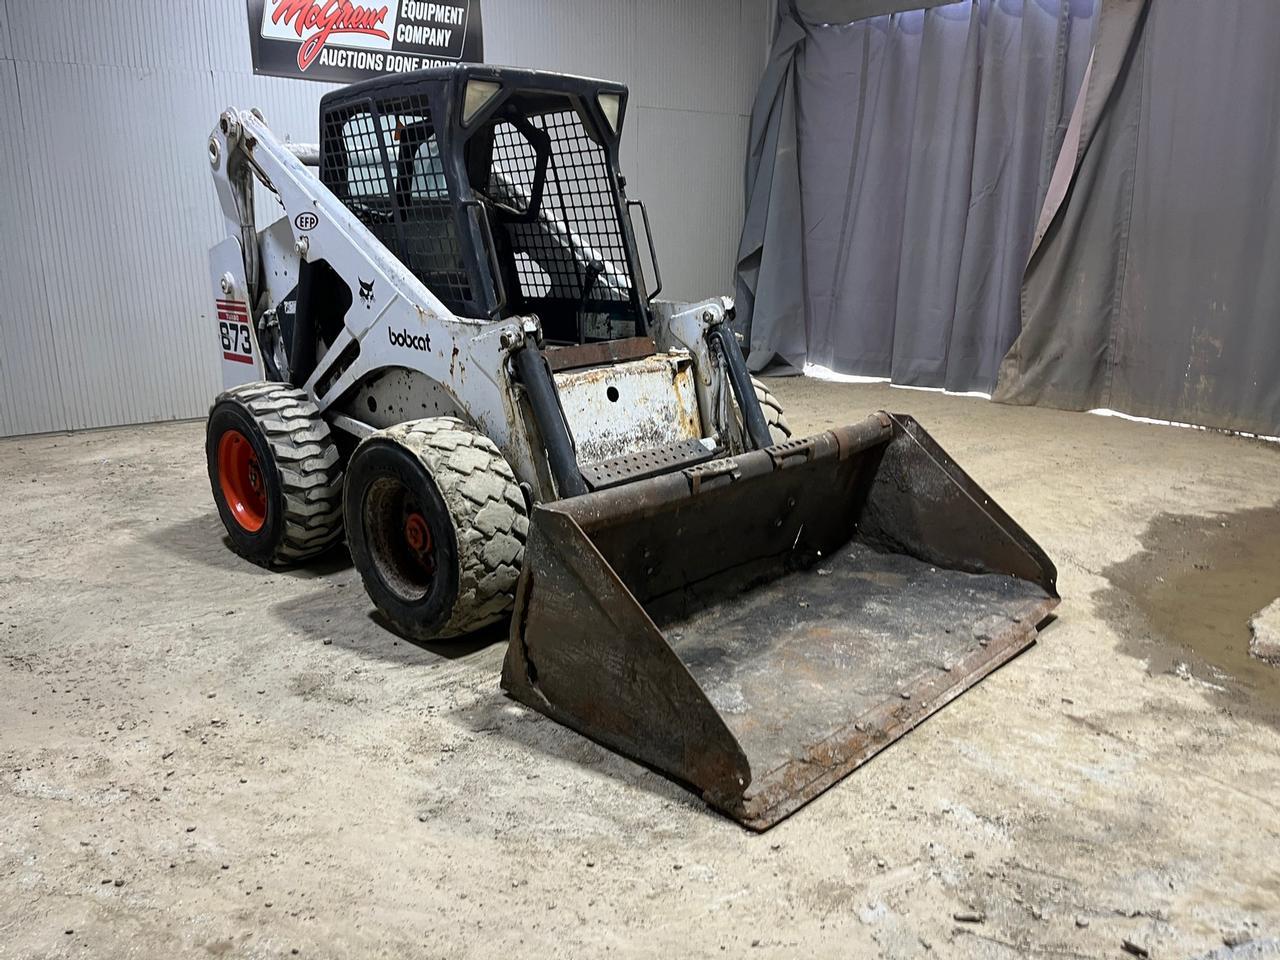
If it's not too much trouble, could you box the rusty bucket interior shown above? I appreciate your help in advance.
[501,412,1059,830]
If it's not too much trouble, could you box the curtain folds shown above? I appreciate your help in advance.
[995,0,1280,436]
[736,0,1097,387]
[740,0,1280,434]
[734,13,809,373]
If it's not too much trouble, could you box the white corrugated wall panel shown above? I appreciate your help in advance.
[634,0,747,114]
[12,59,224,431]
[485,0,767,303]
[7,0,220,72]
[0,0,769,436]
[484,0,638,84]
[0,60,66,436]
[202,0,271,75]
[627,106,751,303]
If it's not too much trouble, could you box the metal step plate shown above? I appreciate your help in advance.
[580,438,717,491]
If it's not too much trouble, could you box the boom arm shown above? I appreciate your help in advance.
[206,108,538,473]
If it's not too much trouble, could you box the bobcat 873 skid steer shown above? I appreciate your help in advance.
[204,64,1059,829]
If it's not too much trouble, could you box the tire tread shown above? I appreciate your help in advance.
[377,417,528,637]
[749,376,793,444]
[213,382,344,566]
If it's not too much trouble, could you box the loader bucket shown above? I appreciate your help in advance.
[501,412,1059,830]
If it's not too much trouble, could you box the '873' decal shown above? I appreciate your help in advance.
[217,299,254,364]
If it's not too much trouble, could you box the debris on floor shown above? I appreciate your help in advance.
[1196,939,1280,959]
[4,380,1280,958]
[1249,599,1280,665]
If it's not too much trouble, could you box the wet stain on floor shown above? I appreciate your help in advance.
[1099,504,1280,721]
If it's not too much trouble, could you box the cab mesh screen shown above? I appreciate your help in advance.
[320,94,472,314]
[486,109,635,338]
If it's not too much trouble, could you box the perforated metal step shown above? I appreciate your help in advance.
[580,438,716,491]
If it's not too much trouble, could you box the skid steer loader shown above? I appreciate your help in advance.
[204,64,1059,829]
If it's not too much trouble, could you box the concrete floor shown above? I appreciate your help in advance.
[2,379,1279,959]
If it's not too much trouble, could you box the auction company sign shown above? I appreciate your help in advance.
[246,0,483,83]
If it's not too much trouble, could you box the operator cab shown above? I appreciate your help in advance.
[318,65,656,344]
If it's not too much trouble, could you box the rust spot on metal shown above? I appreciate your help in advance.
[546,336,657,372]
[554,354,701,465]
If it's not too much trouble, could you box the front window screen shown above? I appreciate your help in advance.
[472,102,639,342]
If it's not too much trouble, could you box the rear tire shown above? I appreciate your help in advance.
[206,382,344,567]
[736,376,792,445]
[344,417,529,641]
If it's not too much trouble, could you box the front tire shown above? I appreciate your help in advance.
[344,418,528,641]
[205,382,344,567]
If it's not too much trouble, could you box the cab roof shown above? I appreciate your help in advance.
[320,63,628,114]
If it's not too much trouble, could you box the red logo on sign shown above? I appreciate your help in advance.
[269,0,392,71]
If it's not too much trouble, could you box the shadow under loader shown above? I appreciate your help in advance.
[502,412,1059,830]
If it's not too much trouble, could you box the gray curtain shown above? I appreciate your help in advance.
[736,0,1098,385]
[736,10,809,375]
[996,0,1280,436]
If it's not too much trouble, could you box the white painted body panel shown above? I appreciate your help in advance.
[207,109,741,501]
[209,236,263,390]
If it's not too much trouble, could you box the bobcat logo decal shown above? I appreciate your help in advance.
[388,327,430,351]
[359,278,375,303]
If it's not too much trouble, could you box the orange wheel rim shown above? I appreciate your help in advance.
[404,512,431,553]
[217,429,267,532]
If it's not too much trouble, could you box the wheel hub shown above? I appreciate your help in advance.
[404,512,431,553]
[362,476,441,603]
[217,429,267,533]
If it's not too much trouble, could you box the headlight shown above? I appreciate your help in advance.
[462,79,501,125]
[597,92,622,132]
